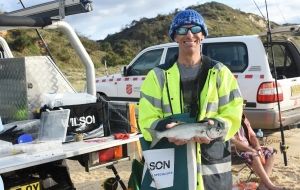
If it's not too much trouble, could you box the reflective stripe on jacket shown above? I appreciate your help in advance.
[138,55,243,190]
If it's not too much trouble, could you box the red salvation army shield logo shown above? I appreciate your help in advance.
[126,84,133,94]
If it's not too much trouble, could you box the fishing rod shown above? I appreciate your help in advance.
[264,0,288,166]
[251,0,266,20]
[18,0,56,63]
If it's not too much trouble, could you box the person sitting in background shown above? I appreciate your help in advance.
[231,114,285,190]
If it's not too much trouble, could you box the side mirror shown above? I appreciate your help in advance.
[122,66,127,76]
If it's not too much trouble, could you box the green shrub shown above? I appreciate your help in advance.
[10,34,33,52]
[57,48,71,62]
[102,51,122,66]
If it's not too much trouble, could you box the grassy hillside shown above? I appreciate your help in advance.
[5,29,104,70]
[1,2,276,90]
[3,29,115,91]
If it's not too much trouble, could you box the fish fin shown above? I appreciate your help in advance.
[150,137,160,148]
[146,128,161,148]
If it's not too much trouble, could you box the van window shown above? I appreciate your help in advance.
[202,42,248,72]
[165,47,178,65]
[267,43,298,78]
[127,48,163,76]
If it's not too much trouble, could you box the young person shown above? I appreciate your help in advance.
[232,114,285,190]
[139,9,243,190]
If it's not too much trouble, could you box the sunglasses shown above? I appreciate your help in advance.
[175,25,202,35]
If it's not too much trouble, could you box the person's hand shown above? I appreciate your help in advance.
[166,122,189,145]
[166,122,178,129]
[192,119,214,144]
[168,137,189,145]
[257,149,266,165]
[192,136,211,144]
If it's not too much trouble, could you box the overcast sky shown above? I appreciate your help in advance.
[1,0,300,40]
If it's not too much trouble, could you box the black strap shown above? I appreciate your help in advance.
[190,56,214,118]
[165,72,173,115]
[241,114,250,142]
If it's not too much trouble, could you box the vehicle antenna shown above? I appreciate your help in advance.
[264,0,288,166]
[18,0,56,64]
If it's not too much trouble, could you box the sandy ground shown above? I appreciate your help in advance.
[68,127,300,190]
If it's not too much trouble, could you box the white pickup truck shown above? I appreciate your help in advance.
[96,25,300,129]
[0,2,140,190]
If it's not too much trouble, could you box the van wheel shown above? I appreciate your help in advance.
[97,93,109,101]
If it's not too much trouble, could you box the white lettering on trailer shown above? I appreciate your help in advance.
[70,115,95,126]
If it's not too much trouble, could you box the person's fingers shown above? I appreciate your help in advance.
[207,119,214,126]
[192,136,210,144]
[200,139,210,144]
[199,137,210,144]
[168,137,188,145]
[166,122,178,129]
[168,137,176,143]
[174,139,188,145]
[173,141,183,145]
[192,137,198,142]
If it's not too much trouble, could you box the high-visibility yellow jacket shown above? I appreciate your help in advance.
[139,55,243,190]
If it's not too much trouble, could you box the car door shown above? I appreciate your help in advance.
[268,42,300,112]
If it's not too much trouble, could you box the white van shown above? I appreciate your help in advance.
[96,26,300,129]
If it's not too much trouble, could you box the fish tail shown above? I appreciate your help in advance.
[146,128,161,148]
[150,136,160,148]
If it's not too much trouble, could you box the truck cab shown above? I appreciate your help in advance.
[96,25,300,129]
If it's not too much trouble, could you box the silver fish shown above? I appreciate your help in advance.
[147,122,226,148]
